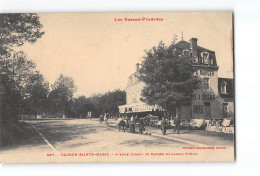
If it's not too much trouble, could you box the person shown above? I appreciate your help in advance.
[104,113,108,124]
[129,115,135,133]
[174,116,180,134]
[170,118,175,129]
[139,119,145,134]
[99,114,104,123]
[118,119,126,132]
[161,117,167,135]
[130,115,135,122]
[116,117,122,125]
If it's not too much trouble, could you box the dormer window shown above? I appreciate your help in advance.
[209,57,214,65]
[182,49,191,57]
[201,52,210,64]
[221,81,227,94]
[192,56,199,63]
[204,78,210,89]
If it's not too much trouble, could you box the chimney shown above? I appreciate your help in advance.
[190,38,198,57]
[136,63,140,74]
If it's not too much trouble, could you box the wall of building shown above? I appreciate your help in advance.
[126,81,145,104]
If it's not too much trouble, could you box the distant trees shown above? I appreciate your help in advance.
[71,96,94,118]
[71,90,126,118]
[25,72,49,115]
[0,13,126,120]
[95,90,126,117]
[48,74,77,117]
[140,39,200,118]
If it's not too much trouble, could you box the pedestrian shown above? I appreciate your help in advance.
[161,117,167,135]
[173,116,180,134]
[118,119,126,132]
[99,114,104,123]
[139,119,145,134]
[129,115,135,133]
[104,113,108,124]
[170,117,175,129]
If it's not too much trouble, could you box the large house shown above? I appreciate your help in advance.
[119,38,234,120]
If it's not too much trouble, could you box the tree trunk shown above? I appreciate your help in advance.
[176,106,181,134]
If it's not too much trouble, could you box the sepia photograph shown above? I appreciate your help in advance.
[0,12,234,163]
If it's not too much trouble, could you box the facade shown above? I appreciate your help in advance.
[119,38,234,120]
[118,64,164,117]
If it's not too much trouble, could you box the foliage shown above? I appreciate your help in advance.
[71,96,94,118]
[0,13,44,56]
[0,13,45,121]
[1,51,36,96]
[48,74,76,116]
[96,90,126,116]
[139,40,200,115]
[0,51,49,117]
[24,72,49,114]
[71,90,126,118]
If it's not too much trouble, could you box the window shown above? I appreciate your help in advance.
[202,94,210,101]
[200,70,214,76]
[193,70,198,76]
[201,52,209,64]
[209,58,214,65]
[221,81,227,94]
[223,103,228,118]
[209,71,214,76]
[182,49,191,57]
[193,57,198,63]
[193,105,203,114]
[204,78,210,89]
[192,94,196,100]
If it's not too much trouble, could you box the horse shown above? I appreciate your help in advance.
[118,120,126,132]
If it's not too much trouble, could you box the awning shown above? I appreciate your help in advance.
[118,102,163,113]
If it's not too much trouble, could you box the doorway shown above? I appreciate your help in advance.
[204,102,211,119]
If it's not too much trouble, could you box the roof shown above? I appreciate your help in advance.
[174,40,214,53]
[218,77,234,100]
[174,40,217,67]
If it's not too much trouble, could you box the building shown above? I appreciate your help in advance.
[118,63,164,117]
[119,38,234,120]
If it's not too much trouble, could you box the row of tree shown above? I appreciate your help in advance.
[1,52,126,119]
[0,13,126,122]
[0,14,45,122]
[72,90,126,118]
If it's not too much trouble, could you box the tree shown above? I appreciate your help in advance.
[101,90,126,116]
[84,90,126,117]
[139,40,200,118]
[1,51,36,97]
[48,74,76,117]
[71,96,94,118]
[0,51,49,120]
[0,13,44,122]
[24,72,49,115]
[0,13,44,56]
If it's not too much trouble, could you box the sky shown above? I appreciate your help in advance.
[21,12,233,97]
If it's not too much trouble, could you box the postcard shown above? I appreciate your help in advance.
[0,12,234,163]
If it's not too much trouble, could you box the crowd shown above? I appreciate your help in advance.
[116,115,181,135]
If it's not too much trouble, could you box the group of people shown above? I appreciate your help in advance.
[117,115,180,135]
[99,113,108,124]
[161,116,181,135]
[117,116,145,134]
